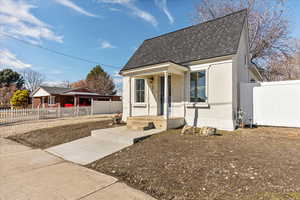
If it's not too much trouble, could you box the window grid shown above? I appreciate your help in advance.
[135,79,145,103]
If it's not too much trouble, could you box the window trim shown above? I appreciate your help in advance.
[48,96,56,105]
[134,78,145,103]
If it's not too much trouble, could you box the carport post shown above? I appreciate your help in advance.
[91,98,94,115]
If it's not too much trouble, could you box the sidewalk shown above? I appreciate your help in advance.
[0,138,156,200]
[46,126,162,165]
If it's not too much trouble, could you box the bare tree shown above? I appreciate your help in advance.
[264,46,300,81]
[194,0,293,80]
[21,69,45,92]
[59,80,71,88]
[70,80,88,88]
[0,85,16,106]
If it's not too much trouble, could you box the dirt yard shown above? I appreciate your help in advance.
[87,127,300,200]
[7,119,124,149]
[0,114,114,138]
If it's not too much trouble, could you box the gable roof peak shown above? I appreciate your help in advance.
[145,9,248,42]
[121,9,247,72]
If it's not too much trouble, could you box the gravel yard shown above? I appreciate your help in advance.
[87,127,300,200]
[0,114,114,138]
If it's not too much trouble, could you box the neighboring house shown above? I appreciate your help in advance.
[120,9,262,131]
[31,86,121,108]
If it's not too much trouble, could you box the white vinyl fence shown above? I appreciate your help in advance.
[0,106,92,124]
[92,100,122,114]
[240,82,260,124]
[253,80,300,128]
[0,100,122,125]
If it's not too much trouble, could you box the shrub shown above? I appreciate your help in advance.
[10,90,30,108]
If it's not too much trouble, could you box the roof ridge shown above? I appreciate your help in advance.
[145,9,247,42]
[40,85,70,89]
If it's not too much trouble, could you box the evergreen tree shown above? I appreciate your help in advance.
[0,69,24,89]
[86,65,116,95]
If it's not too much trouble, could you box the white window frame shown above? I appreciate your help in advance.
[187,65,209,108]
[48,96,55,105]
[134,78,145,104]
[189,70,207,103]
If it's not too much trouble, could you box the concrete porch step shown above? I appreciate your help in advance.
[126,121,155,131]
[126,116,167,130]
[127,116,165,121]
[126,120,152,126]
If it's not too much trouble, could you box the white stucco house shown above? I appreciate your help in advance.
[120,9,262,131]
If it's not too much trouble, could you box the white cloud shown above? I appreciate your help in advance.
[109,7,121,12]
[55,0,97,17]
[154,0,174,24]
[100,40,116,49]
[98,0,158,26]
[0,0,63,44]
[0,49,32,69]
[113,70,122,77]
[43,81,65,87]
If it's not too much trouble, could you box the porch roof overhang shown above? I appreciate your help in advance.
[63,92,101,96]
[120,61,188,77]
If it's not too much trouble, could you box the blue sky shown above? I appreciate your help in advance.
[0,0,300,93]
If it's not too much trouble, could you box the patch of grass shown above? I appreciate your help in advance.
[87,127,300,200]
[7,120,122,149]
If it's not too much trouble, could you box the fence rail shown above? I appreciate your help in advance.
[0,106,92,125]
[0,100,122,125]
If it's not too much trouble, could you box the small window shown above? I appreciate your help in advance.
[135,79,145,103]
[48,96,56,105]
[190,71,206,102]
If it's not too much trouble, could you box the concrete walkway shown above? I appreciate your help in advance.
[0,138,156,200]
[46,126,162,165]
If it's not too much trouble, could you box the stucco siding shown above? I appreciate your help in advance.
[185,60,235,130]
[171,74,184,103]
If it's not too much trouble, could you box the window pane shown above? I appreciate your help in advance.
[190,71,206,102]
[135,79,145,103]
[190,73,197,98]
[198,71,206,101]
[140,91,145,102]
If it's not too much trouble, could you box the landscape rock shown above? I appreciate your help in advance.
[200,127,217,136]
[112,113,122,124]
[181,125,217,136]
[181,125,198,135]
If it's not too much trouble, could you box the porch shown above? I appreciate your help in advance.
[34,95,93,108]
[121,62,188,129]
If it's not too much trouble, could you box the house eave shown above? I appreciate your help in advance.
[120,61,188,76]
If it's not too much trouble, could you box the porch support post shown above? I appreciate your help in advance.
[74,96,77,106]
[164,71,169,119]
[128,77,132,117]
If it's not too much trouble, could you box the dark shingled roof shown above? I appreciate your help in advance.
[121,9,247,72]
[40,86,72,95]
